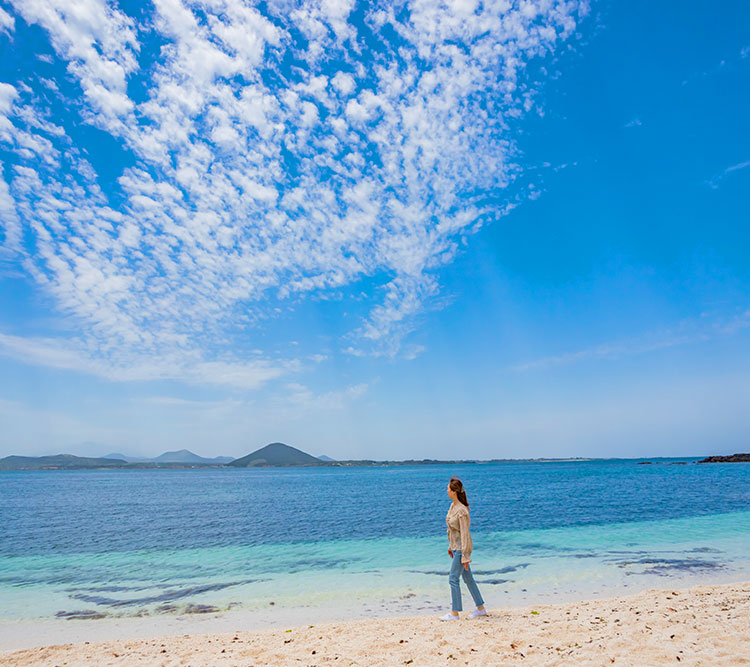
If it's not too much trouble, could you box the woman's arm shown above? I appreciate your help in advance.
[458,512,472,563]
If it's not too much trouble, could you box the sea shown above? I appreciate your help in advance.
[1,458,749,637]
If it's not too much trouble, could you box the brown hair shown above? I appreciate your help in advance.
[449,476,469,508]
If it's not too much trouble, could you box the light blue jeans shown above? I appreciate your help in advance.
[449,550,485,612]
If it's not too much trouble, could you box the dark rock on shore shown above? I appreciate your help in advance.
[55,609,107,620]
[698,453,750,463]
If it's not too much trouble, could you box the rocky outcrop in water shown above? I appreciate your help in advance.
[698,453,750,463]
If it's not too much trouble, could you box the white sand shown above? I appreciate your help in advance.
[1,581,748,666]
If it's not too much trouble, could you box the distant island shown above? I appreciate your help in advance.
[0,444,723,471]
[698,453,750,463]
[0,442,487,470]
[103,449,234,465]
[0,443,327,470]
[228,442,322,467]
[0,454,130,471]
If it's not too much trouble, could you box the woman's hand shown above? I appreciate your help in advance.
[448,549,453,558]
[463,562,469,571]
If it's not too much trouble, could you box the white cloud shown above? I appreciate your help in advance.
[0,169,22,263]
[0,0,589,378]
[724,160,750,175]
[7,0,139,133]
[0,82,17,114]
[281,381,368,412]
[331,71,355,96]
[511,310,750,372]
[0,7,14,33]
[512,333,699,372]
[138,395,243,412]
[707,159,750,189]
[0,332,294,389]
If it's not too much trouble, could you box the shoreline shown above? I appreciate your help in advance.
[1,566,746,653]
[1,456,714,471]
[2,580,748,666]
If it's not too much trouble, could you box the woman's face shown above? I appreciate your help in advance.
[446,484,456,500]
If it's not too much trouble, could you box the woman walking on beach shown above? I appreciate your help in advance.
[440,476,486,620]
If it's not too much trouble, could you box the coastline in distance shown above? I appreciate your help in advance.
[1,442,745,470]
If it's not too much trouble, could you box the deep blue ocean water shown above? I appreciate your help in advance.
[1,459,748,622]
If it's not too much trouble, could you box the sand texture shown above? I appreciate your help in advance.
[2,581,748,666]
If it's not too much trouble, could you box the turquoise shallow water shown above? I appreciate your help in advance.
[1,460,748,621]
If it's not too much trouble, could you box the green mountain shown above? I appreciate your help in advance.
[152,449,227,463]
[228,442,322,467]
[103,450,234,464]
[103,452,149,463]
[0,454,127,470]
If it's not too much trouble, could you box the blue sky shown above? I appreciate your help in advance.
[0,0,748,460]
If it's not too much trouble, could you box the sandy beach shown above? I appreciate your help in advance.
[2,581,747,666]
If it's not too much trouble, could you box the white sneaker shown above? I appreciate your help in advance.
[468,608,487,619]
[439,612,460,621]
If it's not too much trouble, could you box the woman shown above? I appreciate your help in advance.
[440,476,486,620]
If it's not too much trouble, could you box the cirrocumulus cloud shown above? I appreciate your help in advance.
[0,0,589,386]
